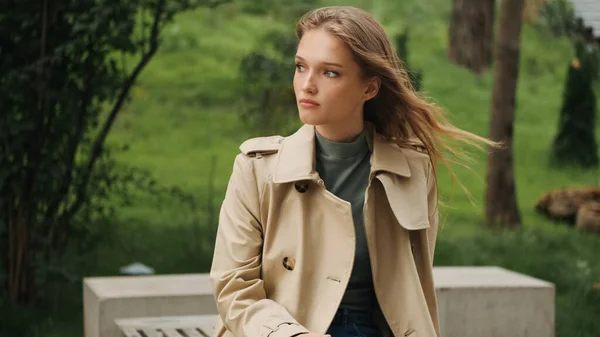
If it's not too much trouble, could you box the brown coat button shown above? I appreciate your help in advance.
[282,257,295,271]
[295,182,308,193]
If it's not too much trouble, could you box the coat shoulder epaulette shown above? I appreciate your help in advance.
[239,135,284,157]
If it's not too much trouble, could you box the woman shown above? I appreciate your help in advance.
[210,6,491,337]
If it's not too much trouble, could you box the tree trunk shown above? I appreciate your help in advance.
[6,201,32,304]
[447,0,495,74]
[485,0,524,229]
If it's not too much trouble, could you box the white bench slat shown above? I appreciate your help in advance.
[160,328,180,337]
[121,327,143,337]
[181,328,205,337]
[191,316,216,336]
[116,315,218,337]
[141,328,162,337]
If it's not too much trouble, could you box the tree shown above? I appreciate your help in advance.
[485,0,525,229]
[447,0,495,74]
[0,0,228,305]
[550,38,599,168]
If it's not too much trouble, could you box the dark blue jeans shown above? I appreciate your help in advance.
[326,308,382,337]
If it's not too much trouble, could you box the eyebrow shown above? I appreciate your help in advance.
[295,55,344,68]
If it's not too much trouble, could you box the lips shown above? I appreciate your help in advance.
[299,98,320,108]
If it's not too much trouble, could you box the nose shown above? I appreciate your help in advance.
[301,71,317,95]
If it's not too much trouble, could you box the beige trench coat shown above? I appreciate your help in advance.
[210,123,440,337]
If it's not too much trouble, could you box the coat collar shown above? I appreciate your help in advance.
[272,123,411,184]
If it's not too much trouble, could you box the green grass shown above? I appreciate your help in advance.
[6,1,600,336]
[110,0,600,236]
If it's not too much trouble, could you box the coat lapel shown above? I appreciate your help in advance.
[271,121,429,230]
[272,124,319,184]
[272,122,413,183]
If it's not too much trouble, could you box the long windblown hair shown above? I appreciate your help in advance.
[296,6,498,201]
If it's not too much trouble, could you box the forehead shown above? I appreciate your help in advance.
[296,28,356,66]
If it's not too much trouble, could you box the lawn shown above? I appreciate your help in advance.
[3,1,600,336]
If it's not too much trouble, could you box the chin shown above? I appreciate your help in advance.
[298,109,325,126]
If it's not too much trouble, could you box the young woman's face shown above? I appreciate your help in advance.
[293,28,377,136]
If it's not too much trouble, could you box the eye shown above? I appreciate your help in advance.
[324,70,339,78]
[295,63,305,72]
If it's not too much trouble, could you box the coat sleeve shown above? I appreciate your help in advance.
[210,154,310,337]
[426,159,439,264]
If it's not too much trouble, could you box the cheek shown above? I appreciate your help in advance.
[292,74,299,92]
[329,82,363,104]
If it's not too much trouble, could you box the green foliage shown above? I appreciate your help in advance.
[587,43,600,82]
[550,38,599,168]
[237,0,319,20]
[395,29,423,92]
[537,0,600,80]
[238,30,299,135]
[0,0,229,305]
[537,0,581,38]
[537,0,600,168]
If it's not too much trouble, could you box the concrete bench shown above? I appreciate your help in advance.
[84,274,216,337]
[434,266,555,337]
[84,266,555,337]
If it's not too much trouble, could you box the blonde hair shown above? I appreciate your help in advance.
[296,6,498,201]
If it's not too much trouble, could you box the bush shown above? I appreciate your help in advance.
[0,0,228,306]
[550,38,599,168]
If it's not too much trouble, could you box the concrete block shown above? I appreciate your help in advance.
[434,266,555,337]
[84,267,555,337]
[84,274,216,337]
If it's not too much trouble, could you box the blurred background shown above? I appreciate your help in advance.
[1,0,599,336]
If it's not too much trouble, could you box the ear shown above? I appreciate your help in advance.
[362,76,381,101]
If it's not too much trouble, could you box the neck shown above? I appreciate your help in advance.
[315,119,364,143]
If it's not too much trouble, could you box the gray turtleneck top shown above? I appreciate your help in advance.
[315,129,375,313]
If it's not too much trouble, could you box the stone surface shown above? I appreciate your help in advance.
[85,267,555,337]
[434,266,555,337]
[84,274,216,337]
